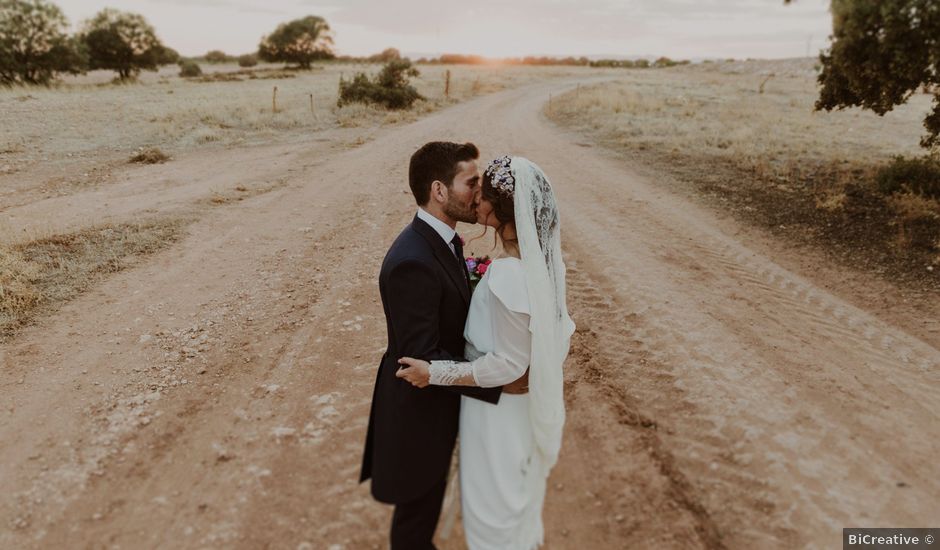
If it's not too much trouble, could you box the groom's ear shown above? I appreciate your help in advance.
[430,180,448,204]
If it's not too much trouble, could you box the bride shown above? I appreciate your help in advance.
[396,156,576,549]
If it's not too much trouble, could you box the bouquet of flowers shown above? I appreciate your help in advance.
[465,255,492,292]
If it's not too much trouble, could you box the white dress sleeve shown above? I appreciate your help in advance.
[429,260,531,388]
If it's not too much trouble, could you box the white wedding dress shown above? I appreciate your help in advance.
[432,257,545,550]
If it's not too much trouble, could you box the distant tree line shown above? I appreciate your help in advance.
[0,0,336,85]
[0,0,177,84]
[408,54,690,68]
[3,0,691,87]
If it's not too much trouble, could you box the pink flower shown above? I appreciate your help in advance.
[477,263,488,276]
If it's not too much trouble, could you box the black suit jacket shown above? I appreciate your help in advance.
[360,214,502,504]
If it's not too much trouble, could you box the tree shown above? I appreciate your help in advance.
[653,56,677,68]
[0,0,85,85]
[79,8,165,80]
[204,49,229,63]
[790,0,940,148]
[258,15,333,69]
[237,53,257,67]
[154,45,179,66]
[369,47,401,63]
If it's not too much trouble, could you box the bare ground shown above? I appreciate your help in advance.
[1,78,938,550]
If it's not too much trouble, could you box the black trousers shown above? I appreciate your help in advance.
[390,473,448,550]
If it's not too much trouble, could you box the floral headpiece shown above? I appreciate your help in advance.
[484,156,515,198]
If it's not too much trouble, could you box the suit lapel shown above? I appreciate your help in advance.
[411,216,471,305]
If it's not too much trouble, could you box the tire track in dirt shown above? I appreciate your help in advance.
[563,259,729,549]
[490,82,940,548]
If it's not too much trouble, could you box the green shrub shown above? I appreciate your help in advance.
[204,50,230,63]
[178,59,202,77]
[589,59,635,68]
[237,53,258,67]
[337,59,423,110]
[876,155,940,199]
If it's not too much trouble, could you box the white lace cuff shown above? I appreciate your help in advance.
[428,360,473,386]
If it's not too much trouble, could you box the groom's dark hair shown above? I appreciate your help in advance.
[408,141,479,205]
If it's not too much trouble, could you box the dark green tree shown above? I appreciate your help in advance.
[154,45,179,66]
[0,0,85,85]
[237,53,257,67]
[369,47,401,63]
[791,0,940,148]
[204,49,229,63]
[79,8,165,80]
[258,15,333,69]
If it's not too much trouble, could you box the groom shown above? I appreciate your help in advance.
[360,142,523,549]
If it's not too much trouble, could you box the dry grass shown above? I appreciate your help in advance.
[0,218,190,339]
[548,58,939,284]
[129,147,170,164]
[0,248,42,323]
[550,61,930,171]
[188,67,301,83]
[814,190,847,212]
[887,192,940,251]
[0,63,590,197]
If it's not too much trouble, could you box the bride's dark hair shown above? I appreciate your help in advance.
[477,169,517,248]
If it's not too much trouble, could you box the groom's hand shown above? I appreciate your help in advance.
[502,368,529,395]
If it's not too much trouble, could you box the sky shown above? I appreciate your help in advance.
[55,0,834,60]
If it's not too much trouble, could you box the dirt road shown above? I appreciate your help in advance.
[2,79,938,549]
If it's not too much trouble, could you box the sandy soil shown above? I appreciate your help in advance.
[1,78,938,549]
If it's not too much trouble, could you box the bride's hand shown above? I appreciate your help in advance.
[396,357,431,388]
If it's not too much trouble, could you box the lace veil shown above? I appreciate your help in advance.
[509,157,576,473]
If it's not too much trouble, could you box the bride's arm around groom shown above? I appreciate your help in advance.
[397,256,532,389]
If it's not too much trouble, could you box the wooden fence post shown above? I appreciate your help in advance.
[759,74,775,94]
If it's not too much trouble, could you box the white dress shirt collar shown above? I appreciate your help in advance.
[417,207,457,252]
